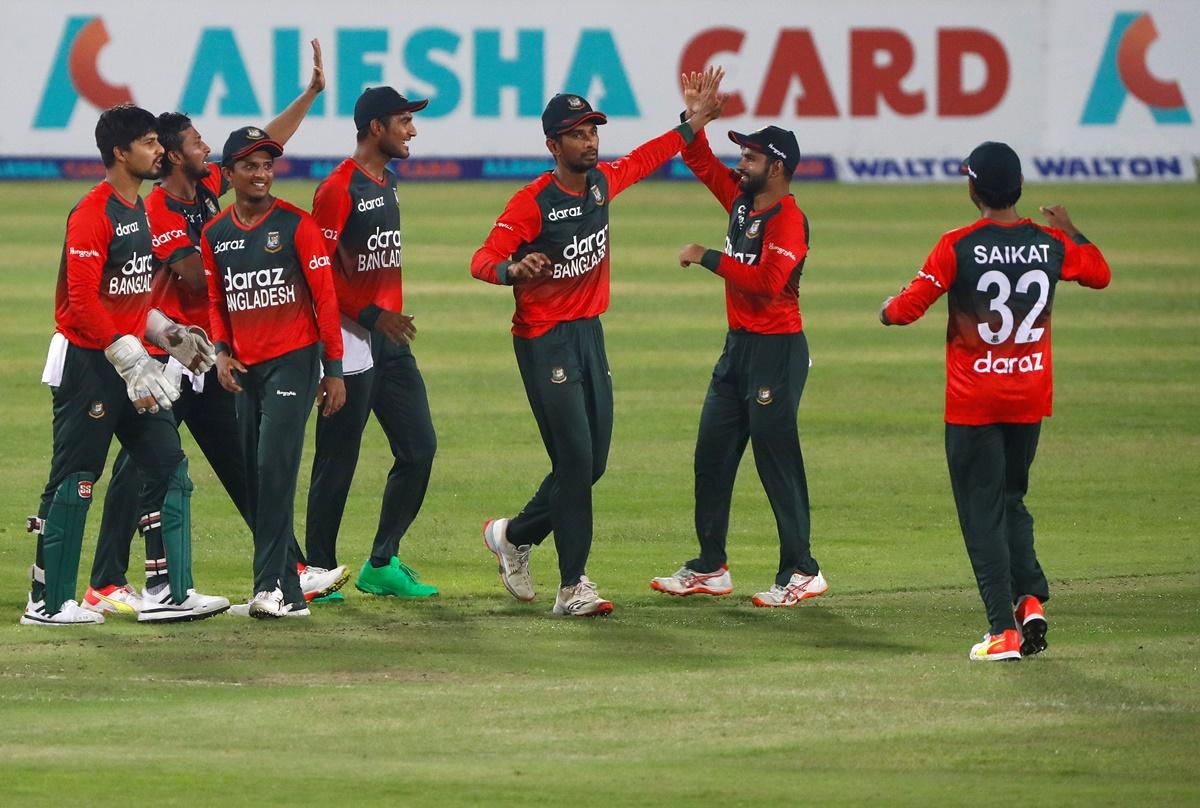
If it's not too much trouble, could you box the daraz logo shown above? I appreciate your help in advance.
[35,17,134,129]
[1081,12,1190,125]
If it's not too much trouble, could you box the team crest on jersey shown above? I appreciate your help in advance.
[746,220,762,239]
[756,387,773,405]
[204,198,218,217]
[88,401,105,419]
[551,366,567,384]
[265,231,281,253]
[591,185,605,205]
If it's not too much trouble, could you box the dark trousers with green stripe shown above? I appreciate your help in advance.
[945,422,1050,634]
[506,317,613,587]
[34,344,184,604]
[691,330,818,587]
[90,365,250,589]
[237,345,319,608]
[305,334,436,569]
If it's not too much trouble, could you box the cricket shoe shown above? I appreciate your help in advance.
[298,563,350,602]
[138,585,230,623]
[355,557,438,598]
[650,564,732,597]
[1014,595,1048,656]
[281,602,311,618]
[20,596,104,626]
[82,584,143,616]
[310,591,344,604]
[751,571,828,608]
[969,629,1022,662]
[552,576,613,617]
[248,588,285,619]
[483,517,534,601]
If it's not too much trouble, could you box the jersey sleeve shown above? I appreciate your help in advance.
[598,125,692,199]
[1057,231,1111,289]
[310,176,358,316]
[146,198,197,267]
[200,230,232,352]
[704,210,809,296]
[201,163,228,198]
[470,188,543,285]
[65,204,119,344]
[884,234,957,325]
[295,214,344,375]
[681,127,740,213]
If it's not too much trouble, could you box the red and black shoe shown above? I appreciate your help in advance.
[1015,595,1048,656]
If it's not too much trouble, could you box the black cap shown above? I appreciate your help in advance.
[542,94,607,137]
[960,141,1021,194]
[220,126,283,167]
[354,87,429,131]
[728,126,801,174]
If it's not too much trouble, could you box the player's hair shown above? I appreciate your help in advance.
[95,104,157,167]
[154,112,193,177]
[973,182,1022,210]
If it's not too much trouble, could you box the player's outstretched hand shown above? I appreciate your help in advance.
[376,310,417,344]
[308,39,326,95]
[318,376,346,417]
[1039,205,1079,236]
[879,296,894,325]
[507,252,552,282]
[216,352,246,393]
[679,243,707,267]
[684,66,726,131]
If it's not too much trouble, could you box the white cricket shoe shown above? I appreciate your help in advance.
[248,588,285,619]
[82,584,143,615]
[299,564,350,602]
[650,564,733,597]
[282,602,311,618]
[751,571,828,608]
[20,596,104,626]
[483,518,534,601]
[138,585,230,623]
[552,576,613,617]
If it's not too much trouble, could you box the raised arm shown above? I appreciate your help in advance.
[1040,205,1111,290]
[264,39,325,147]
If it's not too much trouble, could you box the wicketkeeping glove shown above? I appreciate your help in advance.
[104,335,180,413]
[144,308,217,374]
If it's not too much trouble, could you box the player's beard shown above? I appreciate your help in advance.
[137,162,162,181]
[564,151,598,173]
[737,168,767,197]
[186,160,212,183]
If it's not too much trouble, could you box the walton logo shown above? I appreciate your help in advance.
[1082,12,1191,125]
[36,17,134,129]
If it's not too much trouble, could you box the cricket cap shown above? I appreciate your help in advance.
[220,126,283,168]
[960,141,1022,195]
[354,87,429,131]
[728,126,801,174]
[542,94,607,137]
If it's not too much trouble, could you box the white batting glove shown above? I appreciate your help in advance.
[144,308,217,374]
[104,335,180,413]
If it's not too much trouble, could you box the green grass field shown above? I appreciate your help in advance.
[0,178,1196,806]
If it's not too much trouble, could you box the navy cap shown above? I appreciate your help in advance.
[220,126,283,167]
[728,126,801,174]
[354,87,429,131]
[542,94,607,137]
[960,141,1022,194]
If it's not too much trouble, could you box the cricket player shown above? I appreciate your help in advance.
[650,70,827,607]
[471,74,724,616]
[879,141,1111,660]
[25,104,228,625]
[202,126,345,619]
[303,87,438,601]
[82,40,348,615]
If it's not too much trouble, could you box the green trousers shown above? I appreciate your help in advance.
[35,344,184,609]
[506,317,613,587]
[90,365,251,589]
[236,344,319,608]
[691,330,818,587]
[305,335,436,568]
[945,422,1050,634]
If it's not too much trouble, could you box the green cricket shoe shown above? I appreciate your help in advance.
[310,591,345,604]
[355,557,439,598]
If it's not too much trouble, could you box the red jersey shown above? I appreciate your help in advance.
[201,199,344,372]
[311,159,405,327]
[885,218,1110,425]
[470,125,693,338]
[681,129,809,334]
[55,181,155,350]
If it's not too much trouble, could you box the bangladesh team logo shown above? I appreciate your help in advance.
[205,198,219,217]
[756,387,773,405]
[265,231,281,253]
[567,96,584,110]
[551,367,567,384]
[1082,12,1191,125]
[88,401,105,419]
[746,220,762,239]
[591,185,605,205]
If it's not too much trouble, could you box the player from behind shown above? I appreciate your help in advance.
[82,39,348,616]
[470,74,723,616]
[202,127,345,619]
[303,87,438,602]
[879,141,1111,661]
[24,104,228,625]
[650,69,827,608]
